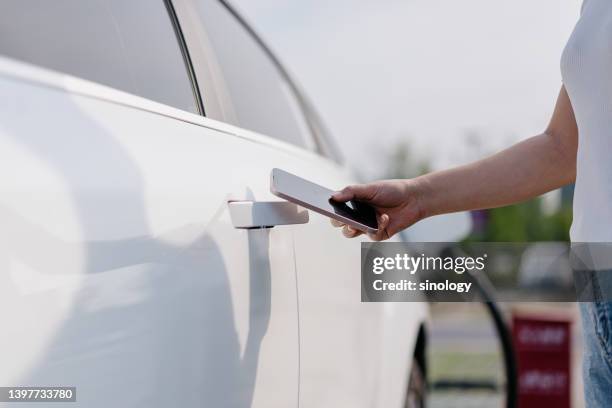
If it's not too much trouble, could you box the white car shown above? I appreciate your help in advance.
[0,1,428,407]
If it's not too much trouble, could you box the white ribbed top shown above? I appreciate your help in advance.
[561,0,612,242]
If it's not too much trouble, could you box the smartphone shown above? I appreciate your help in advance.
[270,168,379,234]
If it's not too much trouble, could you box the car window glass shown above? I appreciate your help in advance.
[192,0,314,148]
[0,0,199,114]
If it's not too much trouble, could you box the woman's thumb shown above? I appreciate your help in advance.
[332,184,376,202]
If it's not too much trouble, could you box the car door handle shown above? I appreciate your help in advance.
[228,201,309,229]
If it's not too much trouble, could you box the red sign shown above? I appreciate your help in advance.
[512,315,571,408]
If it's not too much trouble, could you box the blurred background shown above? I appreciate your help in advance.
[234,0,579,241]
[232,1,584,406]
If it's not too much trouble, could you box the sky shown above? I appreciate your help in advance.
[232,0,582,178]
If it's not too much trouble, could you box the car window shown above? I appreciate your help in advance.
[191,0,314,148]
[0,0,199,114]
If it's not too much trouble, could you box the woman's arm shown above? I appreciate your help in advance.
[419,86,577,216]
[331,86,578,240]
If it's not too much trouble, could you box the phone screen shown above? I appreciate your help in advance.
[270,168,378,232]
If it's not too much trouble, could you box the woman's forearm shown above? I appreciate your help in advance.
[414,131,577,218]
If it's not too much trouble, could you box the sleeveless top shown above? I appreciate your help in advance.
[561,0,612,242]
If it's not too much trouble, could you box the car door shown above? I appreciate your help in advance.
[179,2,428,407]
[0,2,300,407]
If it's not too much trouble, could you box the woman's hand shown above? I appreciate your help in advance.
[330,179,427,241]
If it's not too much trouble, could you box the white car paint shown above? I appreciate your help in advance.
[0,2,435,406]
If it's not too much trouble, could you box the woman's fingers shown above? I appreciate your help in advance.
[342,225,363,238]
[330,218,363,238]
[330,218,344,228]
[368,213,390,241]
[330,218,363,237]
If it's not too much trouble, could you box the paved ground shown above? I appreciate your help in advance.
[429,392,502,408]
[427,302,584,407]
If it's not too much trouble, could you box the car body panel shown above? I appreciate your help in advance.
[0,59,304,407]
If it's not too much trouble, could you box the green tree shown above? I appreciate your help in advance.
[469,198,571,242]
